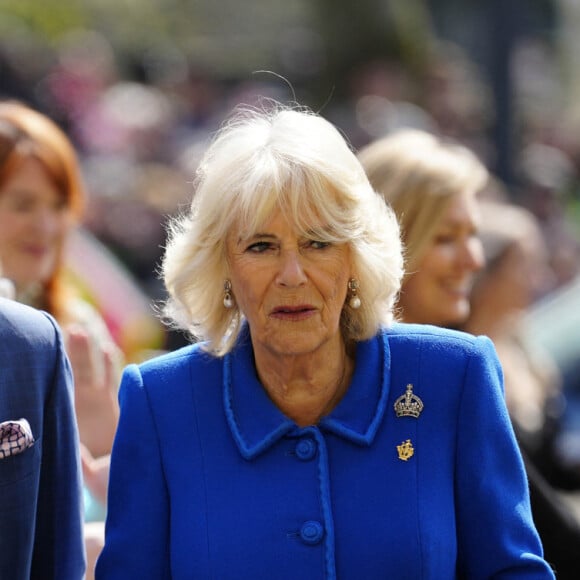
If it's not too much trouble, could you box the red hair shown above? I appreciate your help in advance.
[0,101,85,322]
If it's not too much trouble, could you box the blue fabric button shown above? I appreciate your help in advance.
[295,438,317,461]
[300,520,324,545]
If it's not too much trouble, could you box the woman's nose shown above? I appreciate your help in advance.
[276,250,308,287]
[461,237,485,272]
[33,208,62,235]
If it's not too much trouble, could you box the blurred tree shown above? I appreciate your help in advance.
[0,0,85,40]
[311,0,435,102]
[0,0,311,77]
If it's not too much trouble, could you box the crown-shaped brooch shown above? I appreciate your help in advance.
[394,384,424,418]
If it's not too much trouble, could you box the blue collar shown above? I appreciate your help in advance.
[223,330,391,459]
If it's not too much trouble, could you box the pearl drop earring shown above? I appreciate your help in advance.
[223,280,234,309]
[348,278,361,309]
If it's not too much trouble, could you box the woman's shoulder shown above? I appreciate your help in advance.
[384,322,479,342]
[120,342,223,412]
[382,322,495,359]
[61,296,117,351]
[137,341,221,381]
[380,323,502,398]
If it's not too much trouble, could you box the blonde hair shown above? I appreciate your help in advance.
[162,103,403,356]
[358,129,488,274]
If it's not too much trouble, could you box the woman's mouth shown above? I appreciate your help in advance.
[22,243,51,258]
[271,305,316,321]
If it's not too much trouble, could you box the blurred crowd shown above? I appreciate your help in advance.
[2,21,580,577]
[2,27,579,298]
[2,27,579,300]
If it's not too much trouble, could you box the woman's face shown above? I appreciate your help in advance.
[226,208,353,360]
[0,158,69,291]
[480,235,553,313]
[399,193,484,326]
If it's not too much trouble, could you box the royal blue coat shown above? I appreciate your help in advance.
[96,323,554,579]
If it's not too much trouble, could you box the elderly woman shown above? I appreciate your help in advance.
[97,105,553,578]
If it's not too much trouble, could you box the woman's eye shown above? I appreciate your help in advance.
[308,240,330,250]
[53,197,68,212]
[433,234,455,245]
[12,199,35,213]
[246,241,272,253]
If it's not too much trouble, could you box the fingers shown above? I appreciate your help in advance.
[80,443,111,505]
[102,342,124,393]
[65,324,121,457]
[80,443,98,489]
[65,325,105,389]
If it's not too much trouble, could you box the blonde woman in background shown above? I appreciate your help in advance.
[358,129,486,328]
[358,129,579,577]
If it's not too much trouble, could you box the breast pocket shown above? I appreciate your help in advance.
[0,438,41,513]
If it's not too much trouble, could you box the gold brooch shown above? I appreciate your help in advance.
[397,439,414,461]
[394,384,424,418]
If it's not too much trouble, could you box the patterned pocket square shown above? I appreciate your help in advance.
[0,419,34,459]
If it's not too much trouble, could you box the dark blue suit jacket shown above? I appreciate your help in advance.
[0,298,85,579]
[98,323,554,579]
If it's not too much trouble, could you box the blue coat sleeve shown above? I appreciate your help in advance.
[455,336,555,578]
[95,364,171,579]
[32,312,86,579]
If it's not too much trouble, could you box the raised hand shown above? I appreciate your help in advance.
[65,324,122,458]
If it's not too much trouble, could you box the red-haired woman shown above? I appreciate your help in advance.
[0,101,121,577]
